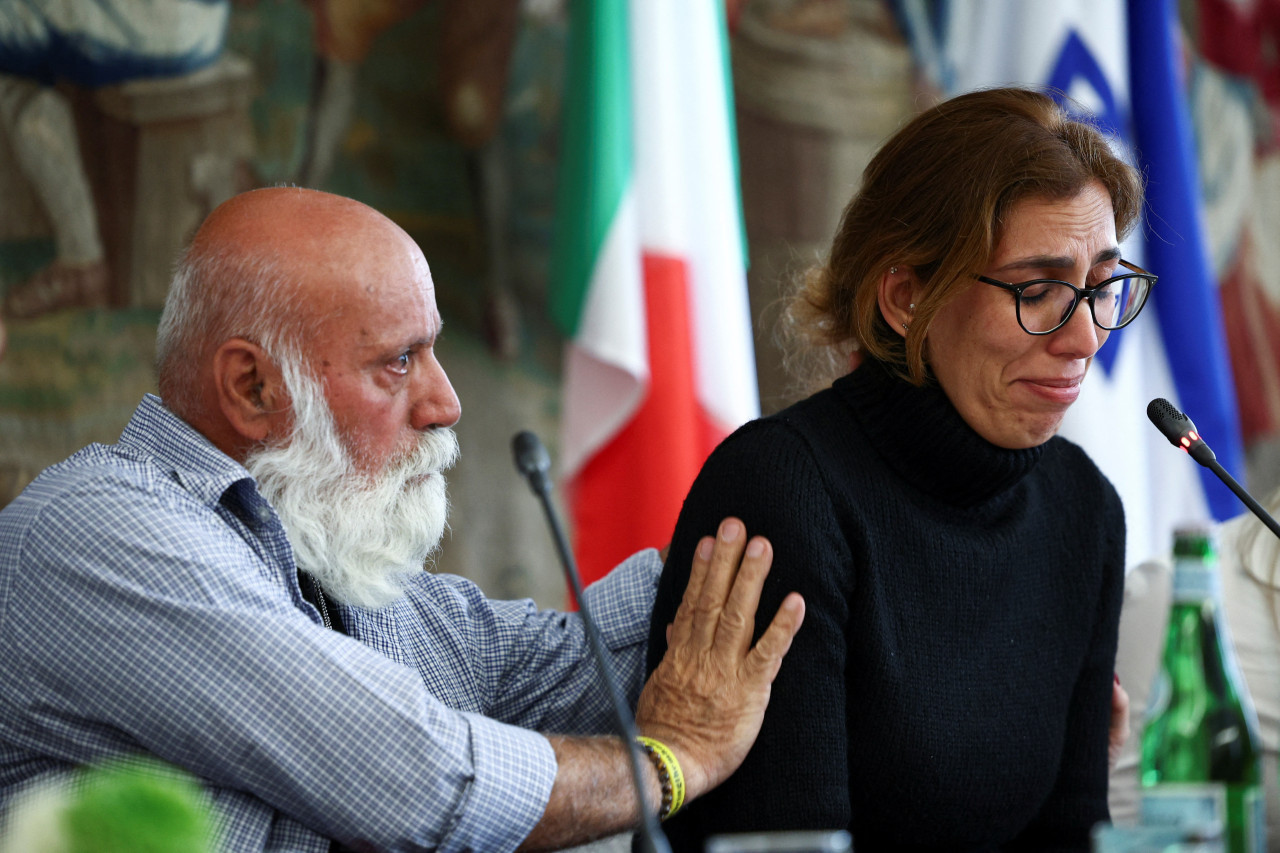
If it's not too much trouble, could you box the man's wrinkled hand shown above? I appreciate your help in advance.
[635,518,805,801]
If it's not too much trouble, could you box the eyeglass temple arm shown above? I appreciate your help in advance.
[1118,258,1154,277]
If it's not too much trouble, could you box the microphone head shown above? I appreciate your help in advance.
[512,430,551,481]
[1147,397,1217,466]
[1147,397,1196,447]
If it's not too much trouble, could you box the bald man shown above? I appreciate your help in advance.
[0,188,804,852]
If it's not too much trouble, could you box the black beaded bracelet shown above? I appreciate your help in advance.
[636,736,685,820]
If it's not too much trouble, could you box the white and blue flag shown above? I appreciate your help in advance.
[893,0,1246,567]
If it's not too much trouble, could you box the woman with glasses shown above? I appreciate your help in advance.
[644,87,1152,851]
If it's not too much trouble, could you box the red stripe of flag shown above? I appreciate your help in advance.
[569,253,723,589]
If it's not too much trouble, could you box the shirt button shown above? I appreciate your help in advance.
[256,506,272,523]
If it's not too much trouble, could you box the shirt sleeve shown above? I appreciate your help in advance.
[490,546,662,731]
[391,546,663,736]
[2,475,556,853]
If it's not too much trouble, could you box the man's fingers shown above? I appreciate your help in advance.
[681,536,715,610]
[713,535,772,655]
[669,536,714,650]
[742,592,806,684]
[636,527,804,803]
[689,519,746,648]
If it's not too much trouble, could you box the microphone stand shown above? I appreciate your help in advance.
[1147,398,1280,542]
[1200,456,1280,542]
[511,431,672,853]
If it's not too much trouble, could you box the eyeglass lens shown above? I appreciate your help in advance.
[1019,276,1150,333]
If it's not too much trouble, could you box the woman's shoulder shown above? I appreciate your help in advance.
[678,388,880,556]
[1039,435,1125,529]
[712,385,861,466]
[1042,435,1120,490]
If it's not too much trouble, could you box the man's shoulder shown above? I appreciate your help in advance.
[0,443,213,570]
[0,426,289,629]
[3,395,245,531]
[0,401,252,571]
[5,442,164,523]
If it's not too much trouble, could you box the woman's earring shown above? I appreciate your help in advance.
[890,266,898,274]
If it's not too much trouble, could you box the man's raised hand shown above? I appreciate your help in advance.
[635,518,805,801]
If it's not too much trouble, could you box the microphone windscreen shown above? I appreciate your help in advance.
[1147,397,1195,446]
[512,430,551,479]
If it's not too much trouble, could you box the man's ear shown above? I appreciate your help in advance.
[212,338,290,444]
[876,266,920,339]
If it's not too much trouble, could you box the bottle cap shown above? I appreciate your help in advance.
[1172,523,1216,560]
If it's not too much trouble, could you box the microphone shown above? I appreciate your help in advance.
[1146,398,1216,466]
[510,431,671,853]
[512,430,552,496]
[1147,398,1280,542]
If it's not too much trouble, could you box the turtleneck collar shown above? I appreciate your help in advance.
[834,358,1046,507]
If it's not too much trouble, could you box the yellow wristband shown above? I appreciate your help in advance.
[636,736,685,820]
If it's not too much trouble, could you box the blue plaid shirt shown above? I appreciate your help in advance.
[0,395,661,852]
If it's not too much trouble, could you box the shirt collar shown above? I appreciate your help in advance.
[118,394,257,509]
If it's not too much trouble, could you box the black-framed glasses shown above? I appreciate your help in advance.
[975,258,1157,336]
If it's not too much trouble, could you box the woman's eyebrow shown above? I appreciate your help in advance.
[995,247,1122,274]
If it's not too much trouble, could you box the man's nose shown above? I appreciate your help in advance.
[412,353,461,430]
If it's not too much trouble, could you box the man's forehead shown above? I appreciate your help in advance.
[307,226,435,307]
[326,278,442,350]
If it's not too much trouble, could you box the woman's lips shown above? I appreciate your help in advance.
[1018,375,1085,405]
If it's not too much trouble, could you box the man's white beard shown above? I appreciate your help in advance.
[244,363,459,610]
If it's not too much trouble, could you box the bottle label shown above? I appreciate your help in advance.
[1141,784,1264,853]
[1245,786,1264,853]
[1141,783,1224,829]
[1171,559,1217,603]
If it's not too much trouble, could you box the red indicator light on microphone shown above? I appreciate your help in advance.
[1180,437,1191,450]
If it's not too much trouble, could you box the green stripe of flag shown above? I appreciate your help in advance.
[551,0,633,338]
[714,0,749,272]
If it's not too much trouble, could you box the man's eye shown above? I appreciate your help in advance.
[392,352,411,373]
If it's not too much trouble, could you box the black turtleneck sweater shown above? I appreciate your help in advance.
[645,359,1125,852]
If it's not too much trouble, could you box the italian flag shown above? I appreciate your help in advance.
[551,0,759,586]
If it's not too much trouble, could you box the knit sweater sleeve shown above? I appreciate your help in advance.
[645,418,855,847]
[1009,462,1127,851]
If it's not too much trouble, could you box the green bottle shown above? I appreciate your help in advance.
[1139,525,1264,852]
